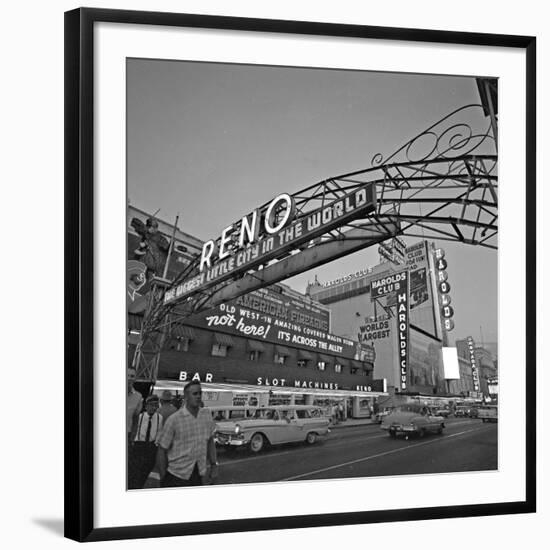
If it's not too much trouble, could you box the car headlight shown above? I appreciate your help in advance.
[234,424,241,435]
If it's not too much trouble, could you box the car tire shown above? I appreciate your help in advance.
[389,429,397,438]
[419,428,426,438]
[249,433,265,453]
[436,424,444,435]
[305,432,317,445]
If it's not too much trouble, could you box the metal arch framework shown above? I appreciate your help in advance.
[133,104,498,384]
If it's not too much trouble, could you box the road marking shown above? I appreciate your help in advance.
[217,421,485,467]
[218,433,388,466]
[280,425,492,481]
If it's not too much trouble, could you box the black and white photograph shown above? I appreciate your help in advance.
[126,59,500,490]
[56,5,539,544]
[3,0,547,546]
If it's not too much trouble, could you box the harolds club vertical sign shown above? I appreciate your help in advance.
[396,274,410,390]
[370,269,410,390]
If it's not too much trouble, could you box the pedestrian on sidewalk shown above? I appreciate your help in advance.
[127,376,143,446]
[338,402,345,422]
[128,395,163,489]
[158,389,177,421]
[331,403,338,424]
[157,380,218,488]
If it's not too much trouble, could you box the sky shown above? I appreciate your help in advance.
[127,59,498,349]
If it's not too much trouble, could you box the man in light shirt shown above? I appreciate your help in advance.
[157,381,218,487]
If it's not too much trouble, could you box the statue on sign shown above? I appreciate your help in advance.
[131,217,170,279]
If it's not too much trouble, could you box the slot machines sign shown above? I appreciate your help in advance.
[435,248,454,332]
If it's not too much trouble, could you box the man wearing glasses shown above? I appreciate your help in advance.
[157,380,219,487]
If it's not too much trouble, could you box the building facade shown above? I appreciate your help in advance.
[455,338,498,398]
[307,239,448,402]
[127,206,387,419]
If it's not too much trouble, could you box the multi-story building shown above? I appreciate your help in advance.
[127,206,387,419]
[306,239,473,406]
[455,338,497,399]
[475,346,498,396]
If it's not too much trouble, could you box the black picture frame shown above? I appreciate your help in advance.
[65,7,536,543]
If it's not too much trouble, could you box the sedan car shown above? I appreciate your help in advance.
[214,405,330,453]
[454,406,471,417]
[434,407,451,418]
[381,404,445,439]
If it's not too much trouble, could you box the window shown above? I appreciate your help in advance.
[334,364,342,373]
[213,410,226,421]
[175,337,190,352]
[317,361,326,371]
[297,359,308,368]
[282,410,294,420]
[248,350,261,361]
[296,409,311,419]
[211,343,228,357]
[229,410,247,420]
[274,354,286,365]
[350,367,358,375]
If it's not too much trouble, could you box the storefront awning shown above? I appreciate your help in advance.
[128,313,143,332]
[154,380,388,398]
[214,333,234,347]
[336,358,350,367]
[172,325,195,340]
[298,349,315,361]
[247,339,266,352]
[318,353,332,363]
[351,360,364,370]
[275,345,291,356]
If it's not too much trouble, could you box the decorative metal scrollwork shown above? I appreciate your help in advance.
[371,104,496,167]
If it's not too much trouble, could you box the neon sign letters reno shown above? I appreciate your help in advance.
[164,184,376,305]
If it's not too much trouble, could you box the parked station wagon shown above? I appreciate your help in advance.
[214,405,331,453]
[381,404,445,439]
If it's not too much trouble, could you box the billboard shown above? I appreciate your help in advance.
[185,287,359,359]
[372,243,430,314]
[442,347,460,379]
[370,270,410,390]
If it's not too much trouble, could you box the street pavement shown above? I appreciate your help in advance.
[142,417,497,488]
